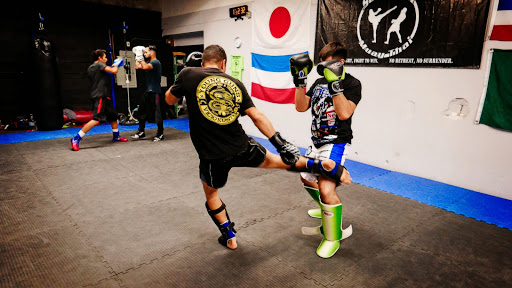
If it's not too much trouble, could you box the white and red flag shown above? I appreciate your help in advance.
[251,0,311,104]
[490,0,512,41]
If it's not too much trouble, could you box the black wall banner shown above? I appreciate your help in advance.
[315,0,491,68]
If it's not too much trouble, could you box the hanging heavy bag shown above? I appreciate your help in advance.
[32,34,63,131]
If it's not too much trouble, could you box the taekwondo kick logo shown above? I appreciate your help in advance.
[197,76,242,125]
[357,0,419,59]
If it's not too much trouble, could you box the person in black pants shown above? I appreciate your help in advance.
[132,45,165,141]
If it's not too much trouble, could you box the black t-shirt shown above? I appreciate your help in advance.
[170,67,255,160]
[87,62,109,99]
[306,73,362,147]
[146,59,162,93]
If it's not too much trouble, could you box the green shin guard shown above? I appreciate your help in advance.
[316,200,353,258]
[317,201,342,258]
[303,185,322,218]
[301,186,353,239]
[308,209,322,218]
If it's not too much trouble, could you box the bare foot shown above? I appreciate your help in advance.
[340,168,352,185]
[227,237,238,249]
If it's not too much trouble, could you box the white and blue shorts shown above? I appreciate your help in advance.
[301,142,349,183]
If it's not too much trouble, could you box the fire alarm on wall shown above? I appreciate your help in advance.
[234,37,242,48]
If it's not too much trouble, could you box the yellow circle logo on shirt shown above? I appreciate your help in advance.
[196,76,242,125]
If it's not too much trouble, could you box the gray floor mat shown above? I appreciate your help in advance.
[1,128,511,288]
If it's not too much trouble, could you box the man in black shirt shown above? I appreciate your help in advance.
[166,45,352,251]
[70,49,128,151]
[132,45,165,141]
[292,41,362,258]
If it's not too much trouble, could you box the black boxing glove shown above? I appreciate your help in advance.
[269,132,300,165]
[317,59,345,96]
[290,53,314,88]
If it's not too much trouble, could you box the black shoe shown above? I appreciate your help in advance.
[153,134,164,142]
[131,131,146,139]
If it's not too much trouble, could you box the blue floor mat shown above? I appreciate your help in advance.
[0,118,190,144]
[1,117,511,230]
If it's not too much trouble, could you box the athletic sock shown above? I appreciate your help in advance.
[113,130,120,138]
[73,133,83,142]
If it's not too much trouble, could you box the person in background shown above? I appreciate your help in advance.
[70,49,128,151]
[131,45,165,141]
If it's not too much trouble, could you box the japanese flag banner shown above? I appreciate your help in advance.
[251,0,311,104]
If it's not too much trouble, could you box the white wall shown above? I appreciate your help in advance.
[348,40,512,200]
[161,0,512,200]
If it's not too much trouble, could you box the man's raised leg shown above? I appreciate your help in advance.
[293,156,352,185]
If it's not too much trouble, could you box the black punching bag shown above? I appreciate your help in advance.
[32,20,63,131]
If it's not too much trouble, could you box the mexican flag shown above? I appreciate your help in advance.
[477,49,512,131]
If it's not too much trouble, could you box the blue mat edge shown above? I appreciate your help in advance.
[2,118,511,230]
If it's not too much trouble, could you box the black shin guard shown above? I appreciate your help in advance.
[205,201,236,247]
[289,159,345,184]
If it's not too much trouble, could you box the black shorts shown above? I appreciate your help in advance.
[92,97,118,122]
[199,138,267,189]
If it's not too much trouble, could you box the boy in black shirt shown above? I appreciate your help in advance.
[166,45,352,251]
[70,49,128,151]
[292,41,362,258]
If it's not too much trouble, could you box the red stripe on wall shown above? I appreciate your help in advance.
[251,83,304,104]
[490,25,512,41]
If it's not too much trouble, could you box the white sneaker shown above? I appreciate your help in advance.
[153,134,164,142]
[131,131,146,139]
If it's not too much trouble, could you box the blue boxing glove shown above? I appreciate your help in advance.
[113,58,125,67]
